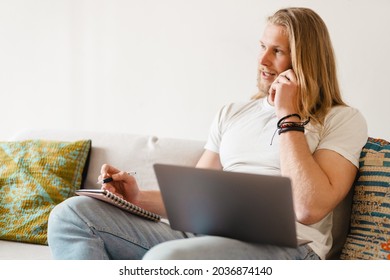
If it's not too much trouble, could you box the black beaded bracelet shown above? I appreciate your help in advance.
[279,122,305,128]
[278,126,305,135]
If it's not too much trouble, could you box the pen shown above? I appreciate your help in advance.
[96,171,137,184]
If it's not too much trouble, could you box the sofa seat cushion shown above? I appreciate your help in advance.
[340,137,390,259]
[0,240,51,260]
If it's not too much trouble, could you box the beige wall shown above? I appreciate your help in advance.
[1,0,389,141]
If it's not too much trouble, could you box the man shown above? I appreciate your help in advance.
[48,7,367,260]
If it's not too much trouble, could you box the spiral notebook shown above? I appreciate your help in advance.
[75,189,161,222]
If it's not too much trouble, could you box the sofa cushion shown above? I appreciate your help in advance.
[0,139,91,245]
[340,137,390,259]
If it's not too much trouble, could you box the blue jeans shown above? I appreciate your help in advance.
[47,196,320,260]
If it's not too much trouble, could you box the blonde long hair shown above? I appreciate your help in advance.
[253,7,346,124]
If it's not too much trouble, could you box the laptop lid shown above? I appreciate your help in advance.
[153,163,301,248]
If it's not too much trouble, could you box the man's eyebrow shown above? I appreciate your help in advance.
[259,41,287,49]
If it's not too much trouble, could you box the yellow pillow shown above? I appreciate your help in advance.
[0,139,91,245]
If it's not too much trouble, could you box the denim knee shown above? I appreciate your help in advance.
[48,197,79,240]
[143,239,194,260]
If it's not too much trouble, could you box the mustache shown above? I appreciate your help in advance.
[258,67,278,76]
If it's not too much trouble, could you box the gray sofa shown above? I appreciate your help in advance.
[0,129,389,260]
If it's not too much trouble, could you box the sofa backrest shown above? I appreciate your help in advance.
[11,129,205,190]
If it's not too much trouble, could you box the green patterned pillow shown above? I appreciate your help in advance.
[0,139,91,245]
[340,137,390,260]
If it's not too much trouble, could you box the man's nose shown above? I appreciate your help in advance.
[259,49,272,66]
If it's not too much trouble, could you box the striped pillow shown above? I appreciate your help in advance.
[340,137,390,259]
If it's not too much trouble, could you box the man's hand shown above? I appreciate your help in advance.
[98,164,140,203]
[268,69,299,119]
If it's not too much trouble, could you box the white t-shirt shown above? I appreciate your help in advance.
[205,97,368,259]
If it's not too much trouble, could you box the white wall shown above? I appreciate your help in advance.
[1,0,389,141]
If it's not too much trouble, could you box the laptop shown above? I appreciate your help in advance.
[153,163,309,248]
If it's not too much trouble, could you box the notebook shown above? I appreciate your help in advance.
[75,189,161,222]
[153,163,309,248]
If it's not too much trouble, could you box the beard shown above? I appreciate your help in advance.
[256,70,272,97]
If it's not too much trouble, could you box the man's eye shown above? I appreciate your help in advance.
[274,49,284,55]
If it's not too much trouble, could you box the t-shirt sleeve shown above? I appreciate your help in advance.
[317,106,368,168]
[204,105,228,153]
